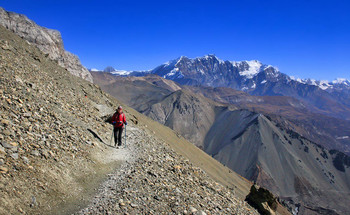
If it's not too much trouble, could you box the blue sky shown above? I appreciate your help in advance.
[2,0,350,80]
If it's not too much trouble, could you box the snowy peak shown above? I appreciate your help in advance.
[90,68,100,72]
[198,54,225,64]
[332,78,350,86]
[110,70,133,76]
[160,55,279,79]
[89,67,134,76]
[234,60,281,80]
[291,77,350,90]
[233,60,263,79]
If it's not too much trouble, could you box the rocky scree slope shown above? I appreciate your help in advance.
[0,7,93,82]
[91,73,350,214]
[0,25,260,214]
[78,124,259,215]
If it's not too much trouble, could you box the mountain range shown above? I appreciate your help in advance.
[92,55,350,154]
[91,56,350,214]
[96,55,350,121]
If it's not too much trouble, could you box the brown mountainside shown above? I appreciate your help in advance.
[92,72,350,214]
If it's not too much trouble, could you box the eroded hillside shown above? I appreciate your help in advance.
[0,25,265,214]
[91,72,350,214]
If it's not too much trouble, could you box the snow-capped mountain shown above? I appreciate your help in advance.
[145,55,350,113]
[98,55,350,97]
[292,77,350,91]
[89,66,148,77]
[148,55,350,93]
[148,55,288,92]
[97,55,350,119]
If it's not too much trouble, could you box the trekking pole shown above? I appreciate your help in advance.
[124,125,127,148]
[110,127,114,146]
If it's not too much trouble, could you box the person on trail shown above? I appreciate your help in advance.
[111,106,127,148]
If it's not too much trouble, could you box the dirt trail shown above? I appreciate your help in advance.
[76,124,259,215]
[52,125,140,215]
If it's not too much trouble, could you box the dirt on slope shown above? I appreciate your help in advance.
[0,25,262,214]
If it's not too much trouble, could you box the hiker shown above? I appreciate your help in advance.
[111,106,127,148]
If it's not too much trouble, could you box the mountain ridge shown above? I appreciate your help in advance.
[0,7,93,82]
[101,55,350,122]
[94,54,350,91]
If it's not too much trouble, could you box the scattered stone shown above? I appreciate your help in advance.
[1,119,10,125]
[130,203,138,208]
[2,129,11,136]
[23,112,32,117]
[22,156,29,164]
[189,206,198,213]
[15,76,23,84]
[30,150,40,157]
[1,141,17,149]
[10,153,19,160]
[0,145,5,154]
[0,166,8,174]
[41,150,49,159]
[30,196,37,208]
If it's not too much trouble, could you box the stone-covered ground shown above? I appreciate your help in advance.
[0,25,258,214]
[79,125,258,215]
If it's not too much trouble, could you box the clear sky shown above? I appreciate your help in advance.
[1,0,350,80]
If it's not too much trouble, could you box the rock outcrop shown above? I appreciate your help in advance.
[0,7,93,82]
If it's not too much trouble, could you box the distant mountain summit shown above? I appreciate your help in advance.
[103,66,116,73]
[151,55,283,91]
[291,77,350,90]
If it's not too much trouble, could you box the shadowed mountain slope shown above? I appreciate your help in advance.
[92,72,350,214]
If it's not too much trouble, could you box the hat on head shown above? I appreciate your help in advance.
[117,105,122,110]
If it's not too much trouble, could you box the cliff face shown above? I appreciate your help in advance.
[0,7,93,82]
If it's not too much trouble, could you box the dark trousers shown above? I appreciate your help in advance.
[114,127,123,146]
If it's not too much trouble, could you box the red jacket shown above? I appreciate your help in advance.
[111,112,126,128]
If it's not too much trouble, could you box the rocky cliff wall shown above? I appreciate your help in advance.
[0,7,93,82]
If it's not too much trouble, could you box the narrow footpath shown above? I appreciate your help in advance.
[75,124,258,215]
